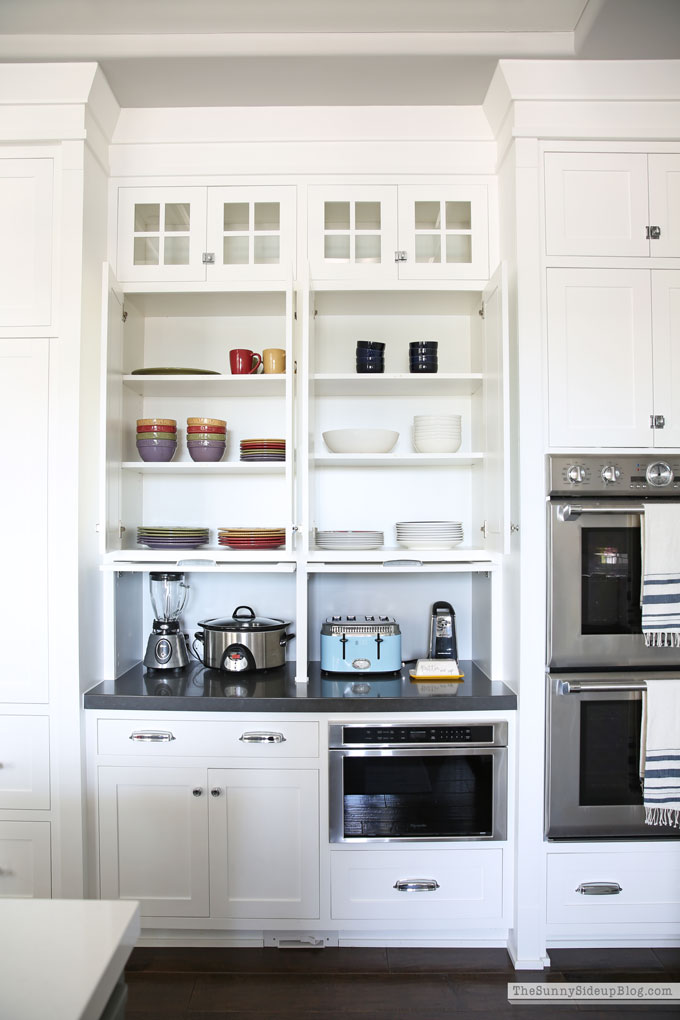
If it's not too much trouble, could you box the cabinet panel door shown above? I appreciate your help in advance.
[0,821,51,898]
[0,158,53,332]
[209,768,319,919]
[547,269,653,448]
[206,186,296,282]
[478,263,510,554]
[0,716,50,809]
[0,339,49,702]
[397,185,489,281]
[648,155,680,258]
[116,187,207,283]
[307,186,398,281]
[545,153,649,257]
[98,766,209,918]
[651,270,680,448]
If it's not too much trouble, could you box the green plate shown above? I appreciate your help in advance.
[131,367,220,376]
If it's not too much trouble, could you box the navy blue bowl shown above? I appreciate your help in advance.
[409,341,438,351]
[356,361,385,374]
[409,356,438,367]
[356,341,386,351]
[409,363,438,374]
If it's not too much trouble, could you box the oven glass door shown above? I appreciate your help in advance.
[329,747,506,842]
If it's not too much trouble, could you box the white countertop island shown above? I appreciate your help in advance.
[0,899,140,1020]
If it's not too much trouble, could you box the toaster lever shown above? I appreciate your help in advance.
[375,633,383,659]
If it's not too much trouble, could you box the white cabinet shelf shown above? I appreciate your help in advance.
[312,453,483,468]
[121,461,286,475]
[105,548,295,566]
[122,374,286,398]
[312,373,483,397]
[306,553,495,568]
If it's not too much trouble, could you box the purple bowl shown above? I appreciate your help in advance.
[187,439,226,448]
[137,445,177,462]
[136,437,178,447]
[188,445,225,462]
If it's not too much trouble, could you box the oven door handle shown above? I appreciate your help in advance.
[556,504,644,522]
[558,679,647,694]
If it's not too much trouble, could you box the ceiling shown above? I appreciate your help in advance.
[0,0,679,107]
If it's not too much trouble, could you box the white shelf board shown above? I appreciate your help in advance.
[102,560,296,573]
[122,374,287,397]
[104,548,295,568]
[311,452,483,468]
[312,373,483,397]
[121,460,286,474]
[306,547,495,567]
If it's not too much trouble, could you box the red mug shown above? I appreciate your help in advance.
[229,348,262,375]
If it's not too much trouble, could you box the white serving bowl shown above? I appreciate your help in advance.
[322,428,399,453]
[413,437,462,453]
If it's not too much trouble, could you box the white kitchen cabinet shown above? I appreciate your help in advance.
[545,151,680,258]
[0,821,51,898]
[0,716,50,810]
[307,184,489,282]
[209,767,319,919]
[98,765,210,918]
[0,339,49,703]
[0,158,54,334]
[116,185,295,284]
[547,268,680,448]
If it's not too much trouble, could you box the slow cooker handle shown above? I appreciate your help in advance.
[233,605,256,620]
[280,632,296,645]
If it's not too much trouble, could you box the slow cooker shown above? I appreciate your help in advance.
[195,605,294,672]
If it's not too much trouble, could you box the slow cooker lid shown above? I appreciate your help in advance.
[198,605,288,632]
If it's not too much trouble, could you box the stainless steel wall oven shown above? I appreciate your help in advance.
[329,722,507,843]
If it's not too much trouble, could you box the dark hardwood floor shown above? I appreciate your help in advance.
[124,945,680,1019]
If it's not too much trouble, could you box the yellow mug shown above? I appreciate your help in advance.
[263,348,286,374]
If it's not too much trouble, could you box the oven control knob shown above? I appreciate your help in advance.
[646,461,674,487]
[567,464,586,484]
[601,464,621,485]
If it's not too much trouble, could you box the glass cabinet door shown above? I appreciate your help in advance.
[206,186,295,281]
[116,187,207,282]
[307,186,398,281]
[397,185,489,281]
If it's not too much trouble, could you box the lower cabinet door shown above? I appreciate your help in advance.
[209,768,319,919]
[331,848,503,922]
[0,821,51,898]
[98,766,209,918]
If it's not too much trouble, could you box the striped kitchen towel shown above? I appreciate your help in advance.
[641,503,680,647]
[641,677,680,828]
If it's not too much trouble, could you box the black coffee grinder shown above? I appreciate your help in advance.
[143,571,190,671]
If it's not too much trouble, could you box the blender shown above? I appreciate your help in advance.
[143,571,190,670]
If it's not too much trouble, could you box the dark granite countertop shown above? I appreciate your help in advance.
[84,660,516,712]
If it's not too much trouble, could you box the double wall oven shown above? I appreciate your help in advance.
[545,454,680,840]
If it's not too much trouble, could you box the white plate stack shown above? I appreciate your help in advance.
[395,520,464,549]
[315,529,384,550]
[413,414,461,453]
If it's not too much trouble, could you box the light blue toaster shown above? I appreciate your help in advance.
[320,615,402,674]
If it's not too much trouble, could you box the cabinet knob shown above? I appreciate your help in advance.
[192,788,203,797]
[210,788,222,797]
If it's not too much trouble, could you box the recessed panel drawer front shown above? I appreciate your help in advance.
[547,852,680,925]
[97,718,319,759]
[0,821,51,898]
[0,716,50,809]
[330,848,503,921]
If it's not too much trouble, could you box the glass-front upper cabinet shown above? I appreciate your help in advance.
[116,186,295,284]
[307,184,489,282]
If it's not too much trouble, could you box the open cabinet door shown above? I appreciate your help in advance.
[480,263,510,555]
[98,263,125,557]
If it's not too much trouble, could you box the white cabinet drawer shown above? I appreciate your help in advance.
[547,851,680,925]
[0,715,50,809]
[330,848,503,922]
[97,718,319,759]
[0,821,51,898]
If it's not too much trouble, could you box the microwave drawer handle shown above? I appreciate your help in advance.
[576,882,622,896]
[393,879,440,893]
[557,504,644,522]
[129,730,176,743]
[239,731,286,744]
[559,680,647,694]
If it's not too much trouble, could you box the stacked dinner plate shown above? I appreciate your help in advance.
[240,438,285,462]
[137,525,210,549]
[315,530,384,550]
[218,527,286,549]
[413,415,462,454]
[395,520,464,549]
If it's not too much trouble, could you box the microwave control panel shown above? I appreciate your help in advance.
[548,455,680,496]
[330,723,507,747]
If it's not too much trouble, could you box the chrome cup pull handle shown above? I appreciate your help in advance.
[129,730,176,742]
[576,882,622,896]
[239,731,286,744]
[393,879,440,893]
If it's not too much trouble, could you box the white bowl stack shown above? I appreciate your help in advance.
[413,414,461,453]
[396,520,464,549]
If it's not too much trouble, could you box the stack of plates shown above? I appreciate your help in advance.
[395,520,464,549]
[240,438,285,462]
[413,415,461,454]
[218,527,286,549]
[315,530,384,550]
[137,526,210,549]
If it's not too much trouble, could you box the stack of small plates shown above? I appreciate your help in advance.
[218,527,286,549]
[137,526,210,549]
[395,521,464,549]
[315,530,384,550]
[413,415,461,454]
[240,438,285,462]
